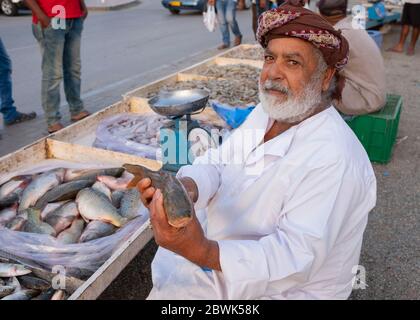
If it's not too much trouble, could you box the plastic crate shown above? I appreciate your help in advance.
[345,94,402,164]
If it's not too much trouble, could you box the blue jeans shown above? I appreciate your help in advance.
[0,37,19,123]
[216,0,242,46]
[32,18,85,126]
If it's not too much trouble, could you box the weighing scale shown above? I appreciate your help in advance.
[148,89,219,172]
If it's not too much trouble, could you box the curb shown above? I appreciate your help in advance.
[87,0,141,11]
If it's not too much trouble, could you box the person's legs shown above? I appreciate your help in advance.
[388,3,412,52]
[63,18,87,118]
[226,0,242,45]
[216,0,230,47]
[406,4,420,55]
[407,27,419,55]
[33,22,66,127]
[0,38,19,123]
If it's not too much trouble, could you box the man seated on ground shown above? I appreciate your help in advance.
[317,0,386,115]
[138,0,377,300]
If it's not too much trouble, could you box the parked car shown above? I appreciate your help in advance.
[1,0,27,16]
[161,0,251,15]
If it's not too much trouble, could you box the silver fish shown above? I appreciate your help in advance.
[0,204,17,227]
[23,208,57,236]
[19,169,65,211]
[79,220,116,243]
[44,202,79,234]
[97,171,134,191]
[40,201,67,221]
[0,285,15,298]
[76,188,127,227]
[32,287,55,300]
[92,181,112,201]
[0,192,19,210]
[6,211,28,231]
[111,190,125,208]
[19,275,50,291]
[119,188,141,219]
[34,179,93,210]
[1,289,40,300]
[0,263,31,277]
[0,177,30,200]
[56,218,85,244]
[64,167,124,183]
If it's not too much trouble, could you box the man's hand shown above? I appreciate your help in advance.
[259,0,266,9]
[137,176,198,208]
[208,0,215,6]
[25,0,50,28]
[38,13,51,28]
[149,189,221,271]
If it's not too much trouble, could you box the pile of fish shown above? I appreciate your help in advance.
[96,114,171,149]
[147,78,259,107]
[0,259,72,300]
[93,113,229,159]
[193,64,260,84]
[0,167,142,244]
[224,46,264,60]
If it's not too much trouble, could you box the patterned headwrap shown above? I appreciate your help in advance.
[256,0,350,99]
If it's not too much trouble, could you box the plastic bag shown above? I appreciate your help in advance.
[0,161,150,279]
[203,5,217,32]
[211,100,255,129]
[93,113,169,160]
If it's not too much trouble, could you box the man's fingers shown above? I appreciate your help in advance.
[140,187,155,207]
[137,178,152,192]
[151,189,168,225]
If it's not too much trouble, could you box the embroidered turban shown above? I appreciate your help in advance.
[256,0,349,71]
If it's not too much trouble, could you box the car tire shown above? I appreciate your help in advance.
[169,9,180,14]
[1,0,18,16]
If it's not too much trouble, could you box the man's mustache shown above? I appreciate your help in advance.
[261,80,289,95]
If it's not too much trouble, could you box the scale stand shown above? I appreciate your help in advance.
[148,89,218,173]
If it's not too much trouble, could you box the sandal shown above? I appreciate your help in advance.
[4,112,37,126]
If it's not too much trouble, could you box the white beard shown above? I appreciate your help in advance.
[259,79,323,123]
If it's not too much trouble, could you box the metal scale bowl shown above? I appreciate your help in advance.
[148,89,217,172]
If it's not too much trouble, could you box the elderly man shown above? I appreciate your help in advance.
[317,0,386,115]
[139,0,376,300]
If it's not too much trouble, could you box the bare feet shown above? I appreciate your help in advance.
[387,45,404,53]
[407,47,415,56]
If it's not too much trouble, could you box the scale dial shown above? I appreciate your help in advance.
[188,127,218,159]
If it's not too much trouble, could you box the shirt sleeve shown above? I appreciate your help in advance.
[176,162,221,210]
[217,159,372,299]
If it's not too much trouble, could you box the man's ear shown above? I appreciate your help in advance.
[322,67,336,92]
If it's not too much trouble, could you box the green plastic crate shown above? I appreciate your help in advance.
[345,94,402,164]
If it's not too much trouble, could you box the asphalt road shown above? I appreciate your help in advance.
[0,0,255,133]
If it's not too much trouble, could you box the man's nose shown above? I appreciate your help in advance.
[264,62,286,83]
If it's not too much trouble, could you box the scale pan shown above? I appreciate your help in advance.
[148,89,210,117]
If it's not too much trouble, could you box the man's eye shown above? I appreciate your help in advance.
[288,60,299,66]
[264,55,274,62]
